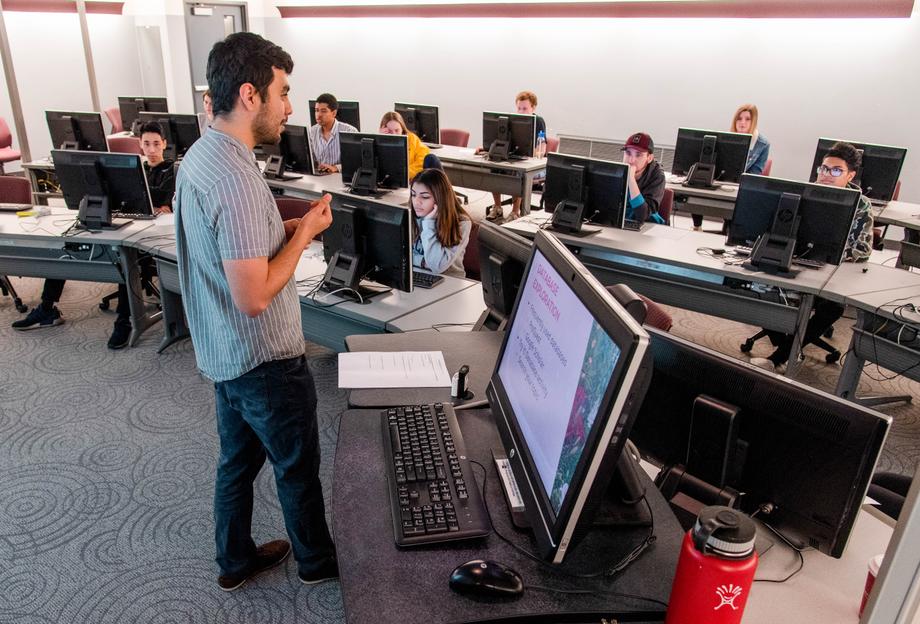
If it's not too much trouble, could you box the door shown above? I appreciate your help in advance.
[184,2,246,114]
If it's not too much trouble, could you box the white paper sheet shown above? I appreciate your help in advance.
[338,351,452,388]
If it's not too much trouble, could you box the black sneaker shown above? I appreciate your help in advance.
[217,539,291,592]
[12,306,63,330]
[298,557,339,585]
[107,322,131,350]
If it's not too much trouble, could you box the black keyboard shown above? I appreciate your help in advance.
[622,220,642,231]
[113,212,156,220]
[382,403,491,547]
[413,272,444,289]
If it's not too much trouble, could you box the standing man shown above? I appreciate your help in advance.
[174,32,337,591]
[308,93,357,173]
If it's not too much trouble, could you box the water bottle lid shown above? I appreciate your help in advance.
[692,506,756,558]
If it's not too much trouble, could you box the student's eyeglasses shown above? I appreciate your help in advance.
[816,165,847,178]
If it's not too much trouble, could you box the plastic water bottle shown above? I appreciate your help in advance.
[535,131,546,158]
[665,506,758,624]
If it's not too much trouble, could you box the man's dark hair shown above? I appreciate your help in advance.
[825,141,862,172]
[206,32,293,119]
[139,121,166,139]
[315,93,339,112]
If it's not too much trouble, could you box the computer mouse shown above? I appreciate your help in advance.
[449,559,524,598]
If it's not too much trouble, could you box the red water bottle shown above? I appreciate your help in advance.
[665,506,758,624]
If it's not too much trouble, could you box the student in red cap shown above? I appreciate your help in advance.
[622,132,666,224]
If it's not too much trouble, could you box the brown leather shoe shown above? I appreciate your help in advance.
[217,539,291,592]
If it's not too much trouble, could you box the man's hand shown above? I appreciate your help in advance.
[296,193,333,242]
[155,205,173,215]
[318,163,338,173]
[283,218,300,241]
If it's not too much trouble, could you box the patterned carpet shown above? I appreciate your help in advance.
[1,273,918,623]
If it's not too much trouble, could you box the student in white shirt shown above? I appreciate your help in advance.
[307,93,357,173]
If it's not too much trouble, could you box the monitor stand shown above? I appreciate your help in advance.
[77,195,132,230]
[745,191,802,274]
[320,250,390,304]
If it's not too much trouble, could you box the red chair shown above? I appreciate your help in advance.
[105,107,123,134]
[107,136,143,155]
[639,295,673,332]
[0,175,31,312]
[275,197,324,240]
[657,188,674,225]
[546,136,560,154]
[762,158,773,177]
[463,220,480,281]
[440,128,470,148]
[0,116,22,174]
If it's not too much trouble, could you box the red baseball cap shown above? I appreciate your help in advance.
[622,132,654,154]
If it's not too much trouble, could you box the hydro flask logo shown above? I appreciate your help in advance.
[714,584,743,610]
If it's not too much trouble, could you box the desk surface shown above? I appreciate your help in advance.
[820,261,920,304]
[385,282,486,333]
[333,408,682,624]
[345,330,504,408]
[666,179,739,201]
[0,207,154,245]
[436,144,548,173]
[876,200,920,230]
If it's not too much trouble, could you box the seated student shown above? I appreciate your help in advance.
[11,123,177,349]
[484,90,547,222]
[202,89,214,124]
[378,111,436,180]
[750,141,872,372]
[622,132,666,224]
[692,104,771,231]
[410,168,473,278]
[308,93,358,174]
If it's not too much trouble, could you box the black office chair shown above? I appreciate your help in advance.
[99,256,160,310]
[740,323,842,364]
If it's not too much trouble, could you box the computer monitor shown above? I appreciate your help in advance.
[475,221,532,331]
[51,149,153,229]
[809,138,907,203]
[543,153,630,232]
[309,99,360,130]
[482,111,536,162]
[260,124,316,179]
[46,111,109,152]
[672,127,751,188]
[117,96,168,134]
[137,112,201,160]
[727,174,861,270]
[321,191,413,301]
[486,230,654,563]
[394,102,439,144]
[630,327,890,558]
[339,132,409,196]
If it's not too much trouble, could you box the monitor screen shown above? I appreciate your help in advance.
[51,149,153,216]
[137,112,201,159]
[277,124,314,175]
[672,128,751,184]
[46,111,108,152]
[482,111,536,160]
[309,99,360,130]
[543,153,630,228]
[321,191,413,296]
[728,174,861,265]
[117,96,168,131]
[630,327,890,558]
[809,138,907,203]
[340,133,409,192]
[394,102,440,144]
[476,221,532,330]
[487,230,652,563]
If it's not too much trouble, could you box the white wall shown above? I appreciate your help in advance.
[265,13,920,201]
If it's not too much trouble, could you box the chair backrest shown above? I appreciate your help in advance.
[762,158,773,177]
[0,175,32,204]
[105,107,123,134]
[546,136,560,154]
[657,187,674,225]
[440,128,470,148]
[0,116,12,149]
[422,152,443,171]
[638,294,673,332]
[275,196,312,220]
[463,219,481,280]
[107,136,143,155]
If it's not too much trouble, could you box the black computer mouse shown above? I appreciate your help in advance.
[449,559,524,598]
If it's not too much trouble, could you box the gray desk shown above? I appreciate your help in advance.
[436,145,546,216]
[385,282,485,332]
[876,200,920,232]
[263,169,413,207]
[0,208,159,346]
[345,330,504,408]
[505,217,834,378]
[666,179,739,221]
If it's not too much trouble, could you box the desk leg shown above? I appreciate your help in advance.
[785,293,814,378]
[836,315,865,400]
[520,171,535,216]
[119,246,161,347]
[27,168,47,206]
[157,286,189,353]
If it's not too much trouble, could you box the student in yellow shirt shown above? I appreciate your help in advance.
[378,111,438,180]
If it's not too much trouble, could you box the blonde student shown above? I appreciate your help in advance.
[410,168,473,278]
[379,111,434,180]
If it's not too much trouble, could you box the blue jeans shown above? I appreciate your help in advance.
[213,355,335,576]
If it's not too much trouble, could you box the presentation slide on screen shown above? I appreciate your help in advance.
[498,252,621,513]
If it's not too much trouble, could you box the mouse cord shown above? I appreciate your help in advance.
[469,460,668,610]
